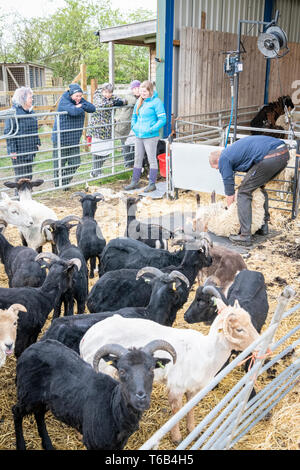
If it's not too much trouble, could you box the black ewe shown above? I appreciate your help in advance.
[0,253,81,358]
[12,338,176,450]
[73,191,106,278]
[41,216,88,316]
[87,236,212,313]
[41,267,190,353]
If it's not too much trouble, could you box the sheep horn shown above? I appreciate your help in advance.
[168,271,190,288]
[142,340,177,364]
[93,192,104,200]
[202,285,222,299]
[7,303,27,314]
[41,219,56,230]
[35,252,61,263]
[60,215,82,224]
[71,192,86,198]
[93,343,129,371]
[0,219,7,227]
[136,266,164,280]
[67,258,82,271]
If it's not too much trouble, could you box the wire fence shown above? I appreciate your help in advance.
[0,105,136,195]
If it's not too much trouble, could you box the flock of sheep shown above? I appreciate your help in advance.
[0,178,278,450]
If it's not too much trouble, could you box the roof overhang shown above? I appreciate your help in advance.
[97,19,157,46]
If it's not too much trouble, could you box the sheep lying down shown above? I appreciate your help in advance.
[193,188,265,237]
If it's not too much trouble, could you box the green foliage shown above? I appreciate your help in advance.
[0,0,156,84]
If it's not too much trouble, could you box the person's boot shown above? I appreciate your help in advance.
[124,167,142,190]
[256,222,269,236]
[229,234,252,246]
[143,168,158,193]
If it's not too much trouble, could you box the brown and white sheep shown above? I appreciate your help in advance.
[0,304,25,367]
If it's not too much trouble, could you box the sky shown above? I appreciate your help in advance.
[0,0,157,18]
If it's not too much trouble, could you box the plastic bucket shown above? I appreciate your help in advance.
[158,153,168,177]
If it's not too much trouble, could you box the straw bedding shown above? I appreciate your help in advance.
[0,179,299,451]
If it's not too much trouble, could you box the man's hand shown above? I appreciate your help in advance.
[226,194,235,207]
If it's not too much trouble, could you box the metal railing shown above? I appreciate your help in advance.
[0,106,135,195]
[140,286,299,450]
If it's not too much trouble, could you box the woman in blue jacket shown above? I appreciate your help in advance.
[52,84,95,189]
[4,87,41,181]
[124,80,166,192]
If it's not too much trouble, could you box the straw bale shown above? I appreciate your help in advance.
[0,180,299,450]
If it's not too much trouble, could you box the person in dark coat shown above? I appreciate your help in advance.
[52,84,95,189]
[4,87,41,182]
[209,135,289,245]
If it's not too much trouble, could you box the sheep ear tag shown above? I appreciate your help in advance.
[172,282,177,291]
[218,328,223,333]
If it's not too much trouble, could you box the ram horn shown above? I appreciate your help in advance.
[92,192,104,200]
[202,285,222,299]
[60,215,82,224]
[168,271,190,288]
[7,303,27,314]
[136,266,164,280]
[67,258,82,271]
[142,340,177,364]
[0,219,7,228]
[35,252,61,263]
[93,343,129,371]
[41,219,56,230]
[71,191,86,198]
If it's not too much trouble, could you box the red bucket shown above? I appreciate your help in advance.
[158,153,169,178]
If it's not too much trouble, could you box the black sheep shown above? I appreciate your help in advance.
[73,191,106,278]
[12,338,176,450]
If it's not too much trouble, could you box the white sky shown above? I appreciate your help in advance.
[0,0,157,18]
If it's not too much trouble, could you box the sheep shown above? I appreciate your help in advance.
[4,179,58,252]
[197,243,247,295]
[250,95,294,138]
[0,231,46,287]
[0,304,26,367]
[41,216,88,316]
[0,219,7,233]
[41,267,190,353]
[0,252,81,358]
[124,195,174,249]
[192,189,265,237]
[87,236,213,313]
[99,233,211,275]
[270,147,296,201]
[72,191,106,278]
[79,306,260,444]
[12,338,176,450]
[0,192,33,229]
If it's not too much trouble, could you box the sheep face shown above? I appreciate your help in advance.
[217,300,260,351]
[108,348,168,412]
[184,286,217,325]
[0,194,33,228]
[0,304,25,366]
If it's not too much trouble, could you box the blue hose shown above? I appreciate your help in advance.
[225,93,234,148]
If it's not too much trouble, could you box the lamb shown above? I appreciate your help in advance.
[0,304,26,367]
[0,192,33,229]
[4,179,58,252]
[99,233,211,275]
[0,252,81,358]
[79,305,260,444]
[72,191,106,278]
[12,338,176,450]
[124,196,174,249]
[41,216,88,316]
[193,189,265,237]
[87,236,212,313]
[0,231,46,287]
[41,267,190,353]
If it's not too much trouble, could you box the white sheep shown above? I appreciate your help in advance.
[0,304,26,367]
[193,188,265,237]
[79,301,260,445]
[0,193,33,229]
[4,179,58,250]
[272,148,296,201]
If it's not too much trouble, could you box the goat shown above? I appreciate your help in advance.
[124,196,174,249]
[4,179,58,252]
[41,267,190,353]
[192,189,265,237]
[41,216,88,316]
[72,191,106,278]
[79,308,260,445]
[0,231,46,287]
[0,192,33,229]
[0,253,81,358]
[12,338,176,450]
[87,236,212,313]
[0,304,26,367]
[250,95,294,138]
[99,233,211,275]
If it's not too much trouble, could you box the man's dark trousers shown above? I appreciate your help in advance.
[237,148,289,236]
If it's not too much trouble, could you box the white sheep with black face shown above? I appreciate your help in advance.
[0,304,25,367]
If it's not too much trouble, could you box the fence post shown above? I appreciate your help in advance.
[112,107,115,174]
[56,113,63,189]
[291,139,300,219]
